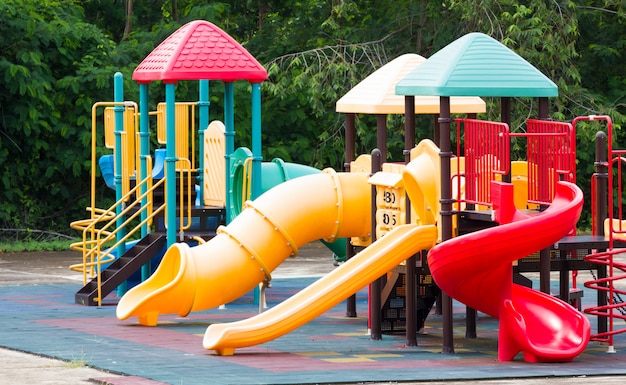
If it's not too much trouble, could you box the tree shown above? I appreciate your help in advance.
[0,0,117,231]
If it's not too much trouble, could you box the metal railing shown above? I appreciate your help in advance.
[70,156,166,306]
[578,115,626,348]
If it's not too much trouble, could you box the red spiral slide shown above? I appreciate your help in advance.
[427,180,590,362]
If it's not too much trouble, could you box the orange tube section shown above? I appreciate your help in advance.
[116,169,371,326]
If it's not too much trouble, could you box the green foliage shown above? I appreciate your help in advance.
[0,0,624,234]
[0,0,116,230]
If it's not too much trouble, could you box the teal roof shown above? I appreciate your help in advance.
[395,32,558,97]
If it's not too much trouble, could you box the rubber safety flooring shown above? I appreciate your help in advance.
[1,278,626,385]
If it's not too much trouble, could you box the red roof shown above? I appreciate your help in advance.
[133,20,267,83]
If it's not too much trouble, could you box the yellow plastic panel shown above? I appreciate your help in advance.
[103,107,115,149]
[124,106,136,176]
[369,164,407,239]
[203,121,226,206]
[174,103,190,170]
[104,106,137,179]
[156,102,194,170]
[350,154,371,173]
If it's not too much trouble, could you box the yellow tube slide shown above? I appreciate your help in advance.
[202,139,440,355]
[203,224,437,355]
[116,169,372,326]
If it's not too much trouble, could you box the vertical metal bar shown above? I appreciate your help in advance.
[344,112,357,318]
[404,95,417,346]
[439,97,455,354]
[369,148,383,340]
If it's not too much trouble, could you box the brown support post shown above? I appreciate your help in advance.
[538,97,549,119]
[439,96,455,354]
[404,97,415,162]
[404,96,418,346]
[345,242,357,318]
[344,113,356,171]
[377,114,387,162]
[433,114,440,146]
[369,148,383,340]
[434,112,442,318]
[344,113,357,317]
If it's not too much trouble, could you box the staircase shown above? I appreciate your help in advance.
[75,233,166,306]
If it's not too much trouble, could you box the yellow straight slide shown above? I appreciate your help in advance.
[203,223,437,355]
[116,169,372,326]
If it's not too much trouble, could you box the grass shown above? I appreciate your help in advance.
[63,349,91,369]
[0,229,78,253]
[0,239,77,253]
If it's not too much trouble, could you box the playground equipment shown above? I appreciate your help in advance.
[68,21,625,363]
[70,21,336,306]
[202,139,441,355]
[429,180,588,362]
[577,115,626,350]
[336,52,486,336]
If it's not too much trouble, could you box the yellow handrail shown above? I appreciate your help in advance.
[71,100,200,305]
[90,102,139,210]
[161,158,194,239]
[70,166,161,273]
[241,157,253,209]
[69,157,167,306]
[178,158,193,236]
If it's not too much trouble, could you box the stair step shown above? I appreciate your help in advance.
[74,233,167,306]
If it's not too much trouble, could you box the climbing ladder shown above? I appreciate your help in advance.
[75,233,166,306]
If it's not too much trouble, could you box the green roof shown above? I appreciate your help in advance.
[395,32,558,97]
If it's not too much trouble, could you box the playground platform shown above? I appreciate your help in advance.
[1,247,626,385]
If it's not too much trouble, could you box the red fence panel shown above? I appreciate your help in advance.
[523,119,576,205]
[456,118,510,206]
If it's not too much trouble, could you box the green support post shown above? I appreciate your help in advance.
[224,82,235,223]
[251,82,262,199]
[165,82,177,247]
[197,80,210,205]
[113,72,127,295]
